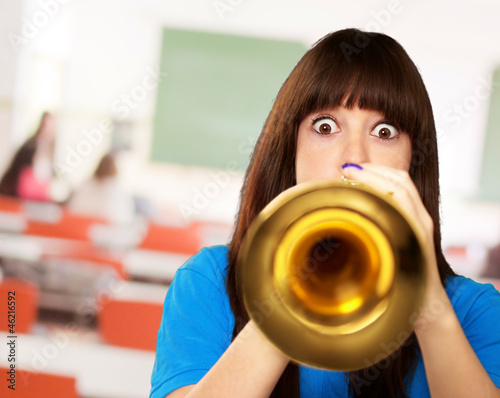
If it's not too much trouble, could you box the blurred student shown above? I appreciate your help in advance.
[0,112,55,201]
[483,244,500,279]
[67,153,135,224]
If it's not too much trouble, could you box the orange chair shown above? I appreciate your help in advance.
[0,367,77,398]
[25,210,107,241]
[0,195,23,213]
[38,239,128,280]
[0,278,39,334]
[139,223,202,255]
[98,299,163,351]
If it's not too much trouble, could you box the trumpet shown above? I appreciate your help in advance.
[238,180,426,371]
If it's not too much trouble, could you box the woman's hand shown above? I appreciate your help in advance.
[341,162,449,331]
[342,163,500,397]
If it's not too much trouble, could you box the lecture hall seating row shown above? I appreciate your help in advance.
[0,194,205,255]
[0,194,212,355]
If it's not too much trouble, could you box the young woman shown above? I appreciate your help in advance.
[150,29,500,398]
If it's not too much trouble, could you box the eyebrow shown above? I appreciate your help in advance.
[310,110,390,130]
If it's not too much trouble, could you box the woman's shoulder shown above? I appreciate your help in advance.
[445,274,500,324]
[176,245,230,289]
[445,274,500,298]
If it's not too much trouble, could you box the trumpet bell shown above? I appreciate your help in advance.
[239,180,426,371]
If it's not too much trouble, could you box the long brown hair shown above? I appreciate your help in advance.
[226,28,455,397]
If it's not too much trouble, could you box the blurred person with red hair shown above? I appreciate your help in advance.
[67,152,135,225]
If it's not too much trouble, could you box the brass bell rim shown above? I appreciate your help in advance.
[239,180,427,371]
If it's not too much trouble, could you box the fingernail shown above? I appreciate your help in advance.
[341,163,363,170]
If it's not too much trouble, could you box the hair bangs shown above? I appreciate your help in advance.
[293,32,425,140]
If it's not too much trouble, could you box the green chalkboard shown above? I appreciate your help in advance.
[479,67,500,201]
[151,28,307,170]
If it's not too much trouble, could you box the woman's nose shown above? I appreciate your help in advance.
[339,133,369,166]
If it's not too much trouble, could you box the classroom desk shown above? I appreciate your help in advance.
[0,233,41,261]
[0,210,26,233]
[0,233,123,263]
[0,333,156,398]
[0,234,191,284]
[123,249,190,283]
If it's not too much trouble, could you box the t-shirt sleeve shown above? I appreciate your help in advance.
[450,278,500,388]
[150,247,234,398]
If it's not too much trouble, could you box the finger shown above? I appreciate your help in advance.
[358,163,433,231]
[343,164,433,241]
[358,162,408,180]
[342,164,420,221]
[359,163,421,202]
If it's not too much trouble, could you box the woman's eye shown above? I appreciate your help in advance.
[312,117,339,136]
[373,123,398,139]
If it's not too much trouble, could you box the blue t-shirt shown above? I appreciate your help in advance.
[150,245,500,397]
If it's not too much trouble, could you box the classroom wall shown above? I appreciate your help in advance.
[2,0,500,227]
[0,1,23,172]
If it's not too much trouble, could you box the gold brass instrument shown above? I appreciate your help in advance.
[239,180,426,371]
